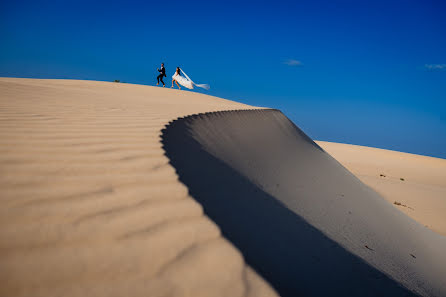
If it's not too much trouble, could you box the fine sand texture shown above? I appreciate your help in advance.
[2,78,446,297]
[317,141,446,236]
[0,78,277,297]
[163,109,446,297]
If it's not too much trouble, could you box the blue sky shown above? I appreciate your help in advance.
[1,0,445,158]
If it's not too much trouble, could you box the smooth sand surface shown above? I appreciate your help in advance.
[0,78,277,297]
[317,141,446,236]
[163,109,446,297]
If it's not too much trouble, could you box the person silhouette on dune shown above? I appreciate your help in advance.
[156,63,166,87]
[171,67,210,90]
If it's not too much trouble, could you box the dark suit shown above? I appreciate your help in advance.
[157,66,166,85]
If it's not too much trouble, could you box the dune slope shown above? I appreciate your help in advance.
[0,78,277,297]
[317,141,446,236]
[162,109,446,297]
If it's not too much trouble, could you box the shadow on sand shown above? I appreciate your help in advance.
[161,112,417,297]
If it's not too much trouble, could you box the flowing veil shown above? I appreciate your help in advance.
[180,69,210,90]
[173,69,210,90]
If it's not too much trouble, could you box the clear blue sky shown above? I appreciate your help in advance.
[1,0,445,158]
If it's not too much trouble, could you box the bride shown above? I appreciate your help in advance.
[171,67,210,90]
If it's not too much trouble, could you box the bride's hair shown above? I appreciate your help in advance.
[176,67,181,74]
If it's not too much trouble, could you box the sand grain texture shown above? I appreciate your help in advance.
[2,78,446,297]
[0,78,277,297]
[317,141,446,236]
[162,110,446,297]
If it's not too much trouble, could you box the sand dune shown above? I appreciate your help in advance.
[1,78,445,297]
[317,141,446,236]
[163,109,446,297]
[0,78,276,297]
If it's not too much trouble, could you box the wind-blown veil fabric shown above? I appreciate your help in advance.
[172,69,210,90]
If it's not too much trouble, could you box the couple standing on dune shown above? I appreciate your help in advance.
[156,63,210,90]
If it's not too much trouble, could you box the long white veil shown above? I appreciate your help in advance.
[175,69,210,90]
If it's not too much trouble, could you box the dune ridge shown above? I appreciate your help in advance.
[162,109,446,297]
[1,78,445,297]
[0,78,277,297]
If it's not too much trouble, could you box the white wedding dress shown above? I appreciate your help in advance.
[172,69,210,90]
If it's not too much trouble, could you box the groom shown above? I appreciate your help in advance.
[156,63,166,87]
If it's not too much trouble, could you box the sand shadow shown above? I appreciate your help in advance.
[161,112,417,297]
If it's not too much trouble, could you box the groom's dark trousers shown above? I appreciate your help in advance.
[157,74,165,85]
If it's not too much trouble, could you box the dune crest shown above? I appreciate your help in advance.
[162,109,446,297]
[0,78,277,297]
[2,78,445,297]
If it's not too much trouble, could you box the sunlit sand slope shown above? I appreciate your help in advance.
[162,109,446,297]
[317,141,446,236]
[0,78,277,297]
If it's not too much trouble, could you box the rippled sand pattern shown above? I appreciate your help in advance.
[0,78,276,297]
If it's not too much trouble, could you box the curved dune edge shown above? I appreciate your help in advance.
[162,109,446,297]
[0,78,278,297]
